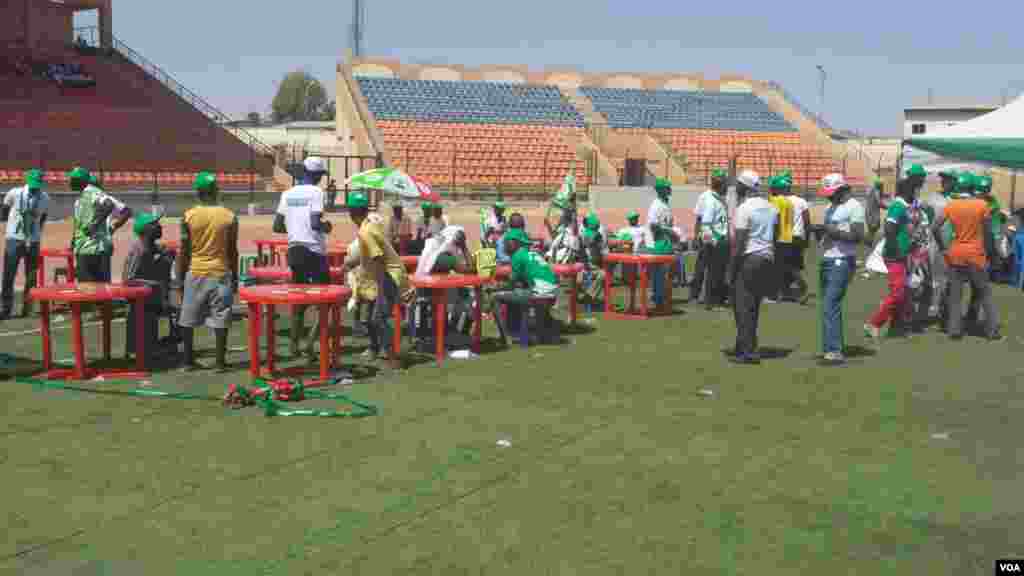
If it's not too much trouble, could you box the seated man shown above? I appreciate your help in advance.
[496,212,527,264]
[491,228,560,347]
[122,212,176,361]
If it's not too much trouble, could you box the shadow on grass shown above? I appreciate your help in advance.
[721,346,795,360]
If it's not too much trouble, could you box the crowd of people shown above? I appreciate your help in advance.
[0,158,1016,374]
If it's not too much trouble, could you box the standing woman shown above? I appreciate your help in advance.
[816,174,865,365]
[642,178,678,309]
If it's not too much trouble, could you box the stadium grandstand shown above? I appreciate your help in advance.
[0,0,274,191]
[337,58,872,196]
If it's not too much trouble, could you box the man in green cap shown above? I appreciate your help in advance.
[175,172,239,372]
[481,200,507,248]
[767,175,796,302]
[784,173,810,301]
[70,166,131,283]
[343,190,415,360]
[580,213,607,303]
[1,169,50,319]
[642,177,678,308]
[692,169,729,309]
[975,175,1007,279]
[122,211,175,361]
[490,228,560,347]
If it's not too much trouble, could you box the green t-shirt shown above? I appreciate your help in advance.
[882,198,912,261]
[987,197,1005,240]
[510,247,559,296]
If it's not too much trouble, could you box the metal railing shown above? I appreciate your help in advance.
[98,30,275,161]
[764,80,833,133]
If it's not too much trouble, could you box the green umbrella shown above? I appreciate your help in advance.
[344,167,420,200]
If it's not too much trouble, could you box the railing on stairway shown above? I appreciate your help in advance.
[104,31,275,160]
[764,80,833,134]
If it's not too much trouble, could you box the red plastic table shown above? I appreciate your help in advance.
[30,283,152,380]
[602,253,675,319]
[494,262,584,325]
[253,239,347,267]
[239,284,351,384]
[400,255,419,273]
[247,266,345,284]
[36,248,75,287]
[410,274,487,365]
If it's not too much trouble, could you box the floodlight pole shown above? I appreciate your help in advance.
[816,65,826,126]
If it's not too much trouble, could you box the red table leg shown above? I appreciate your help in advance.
[67,255,75,283]
[247,303,261,379]
[265,304,276,375]
[102,301,112,361]
[133,296,145,372]
[40,300,52,372]
[70,303,86,380]
[604,260,613,320]
[639,264,649,318]
[472,286,482,354]
[318,304,329,381]
[256,245,265,266]
[432,289,445,365]
[628,266,637,314]
[390,303,402,369]
[568,274,578,326]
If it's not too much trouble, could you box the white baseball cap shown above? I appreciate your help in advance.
[303,156,327,173]
[736,170,760,189]
[819,173,848,197]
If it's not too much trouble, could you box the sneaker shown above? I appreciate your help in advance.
[764,298,779,304]
[822,352,846,365]
[987,332,1005,342]
[863,323,881,345]
[728,354,760,365]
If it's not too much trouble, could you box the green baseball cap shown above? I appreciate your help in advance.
[67,166,90,183]
[193,171,218,193]
[975,175,993,192]
[24,169,43,189]
[626,210,640,222]
[504,228,531,246]
[494,200,507,210]
[133,212,162,236]
[584,213,600,229]
[938,168,958,178]
[710,168,728,181]
[956,172,975,192]
[769,175,787,190]
[654,177,672,192]
[347,190,369,209]
[780,169,793,180]
[88,173,100,186]
[905,164,927,179]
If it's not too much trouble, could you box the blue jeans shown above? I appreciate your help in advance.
[650,264,666,306]
[820,256,855,354]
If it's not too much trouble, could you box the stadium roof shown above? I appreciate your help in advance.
[904,102,1000,113]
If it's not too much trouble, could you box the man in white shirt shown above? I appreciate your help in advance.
[692,169,730,309]
[784,176,810,303]
[1,169,50,319]
[273,156,333,358]
[643,178,677,309]
[817,174,865,365]
[729,170,778,365]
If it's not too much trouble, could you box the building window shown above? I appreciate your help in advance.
[912,123,926,135]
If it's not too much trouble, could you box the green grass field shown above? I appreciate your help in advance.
[2,259,1023,575]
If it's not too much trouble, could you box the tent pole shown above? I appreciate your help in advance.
[1011,171,1017,211]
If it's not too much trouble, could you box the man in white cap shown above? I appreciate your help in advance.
[817,174,865,365]
[273,156,333,359]
[728,170,778,365]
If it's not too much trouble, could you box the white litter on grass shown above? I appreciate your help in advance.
[931,432,950,441]
[697,389,715,397]
[496,439,512,448]
[140,380,153,388]
[449,350,477,360]
[131,418,141,423]
[91,375,105,382]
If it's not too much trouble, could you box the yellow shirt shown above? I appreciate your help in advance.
[770,195,794,244]
[358,214,414,303]
[184,205,236,277]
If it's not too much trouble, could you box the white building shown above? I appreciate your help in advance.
[903,104,999,139]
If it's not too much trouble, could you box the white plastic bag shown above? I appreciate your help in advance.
[866,238,888,275]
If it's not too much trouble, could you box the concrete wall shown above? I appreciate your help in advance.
[903,109,995,139]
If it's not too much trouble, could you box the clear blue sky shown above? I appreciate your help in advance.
[81,0,1023,136]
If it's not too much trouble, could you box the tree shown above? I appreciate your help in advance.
[271,70,330,123]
